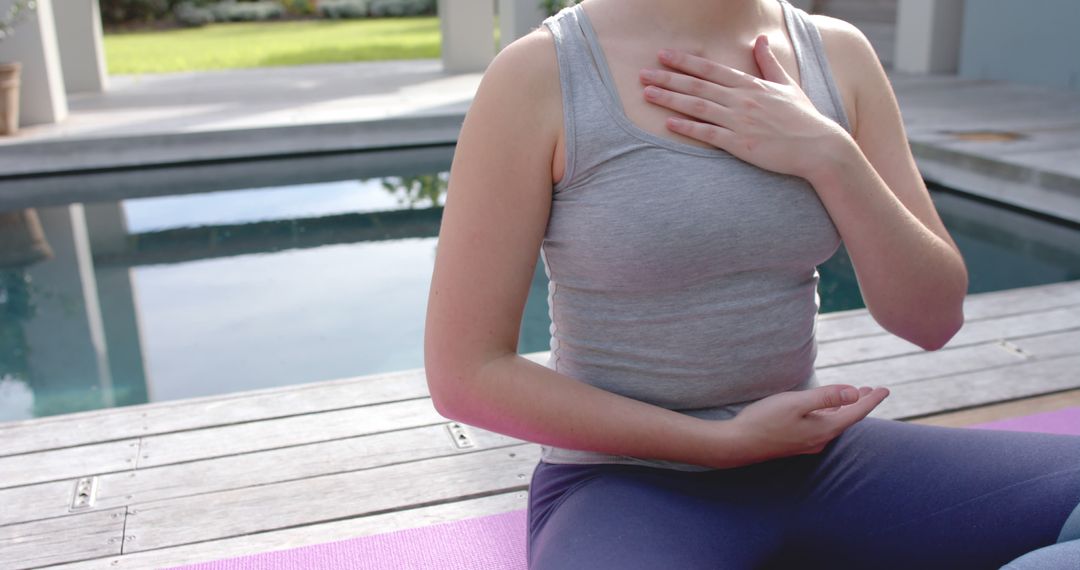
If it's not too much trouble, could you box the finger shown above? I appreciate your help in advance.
[644,85,733,128]
[752,34,793,86]
[639,68,737,108]
[666,116,736,151]
[658,48,756,88]
[797,384,861,416]
[807,386,885,420]
[831,387,891,426]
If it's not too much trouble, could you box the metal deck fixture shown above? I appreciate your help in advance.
[447,422,476,449]
[71,476,99,510]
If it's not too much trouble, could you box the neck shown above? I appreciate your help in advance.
[588,0,778,44]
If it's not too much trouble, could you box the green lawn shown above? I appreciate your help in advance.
[104,17,473,74]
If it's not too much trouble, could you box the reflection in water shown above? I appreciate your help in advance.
[375,173,449,209]
[1,157,1079,423]
[0,271,32,383]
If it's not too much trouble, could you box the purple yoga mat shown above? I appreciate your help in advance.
[166,407,1079,570]
[166,508,527,570]
[966,405,1080,435]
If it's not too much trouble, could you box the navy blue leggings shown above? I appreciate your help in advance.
[527,417,1080,569]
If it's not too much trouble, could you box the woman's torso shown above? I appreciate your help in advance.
[536,0,855,471]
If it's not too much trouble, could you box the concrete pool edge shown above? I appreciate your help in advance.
[911,140,1080,225]
[0,113,464,178]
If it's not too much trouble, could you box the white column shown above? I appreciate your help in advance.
[84,201,151,404]
[437,0,496,73]
[498,0,547,51]
[22,204,114,410]
[895,0,966,74]
[53,0,109,93]
[0,0,67,125]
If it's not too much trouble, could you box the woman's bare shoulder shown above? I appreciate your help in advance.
[806,14,884,135]
[483,27,564,138]
[478,27,565,182]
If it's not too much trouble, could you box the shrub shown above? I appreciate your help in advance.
[100,0,175,25]
[0,0,37,43]
[368,0,434,17]
[280,0,314,16]
[539,0,581,18]
[209,0,285,21]
[317,0,368,19]
[174,1,213,26]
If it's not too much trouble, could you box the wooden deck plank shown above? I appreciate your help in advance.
[111,425,519,511]
[137,397,444,468]
[817,339,1027,387]
[0,369,430,457]
[0,480,72,527]
[0,439,138,490]
[0,423,519,527]
[42,492,527,570]
[0,354,550,458]
[817,326,1080,396]
[124,445,540,552]
[871,354,1080,420]
[909,388,1080,427]
[1009,328,1080,357]
[0,507,125,570]
[817,305,1080,367]
[816,278,1080,342]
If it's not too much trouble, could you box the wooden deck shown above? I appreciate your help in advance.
[2,279,1079,569]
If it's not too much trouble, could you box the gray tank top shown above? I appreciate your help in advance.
[537,0,853,471]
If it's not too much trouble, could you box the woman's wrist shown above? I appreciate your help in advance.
[698,417,756,470]
[801,128,860,189]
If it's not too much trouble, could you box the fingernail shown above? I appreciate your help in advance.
[659,48,674,60]
[841,388,858,401]
[762,35,769,47]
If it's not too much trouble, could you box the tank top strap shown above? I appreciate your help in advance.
[778,0,853,133]
[539,1,852,195]
[541,6,617,195]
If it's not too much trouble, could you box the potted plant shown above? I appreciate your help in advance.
[0,0,37,136]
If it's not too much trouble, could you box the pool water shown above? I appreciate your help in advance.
[1,147,1079,422]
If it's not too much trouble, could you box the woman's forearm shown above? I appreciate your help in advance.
[429,353,747,469]
[805,133,968,350]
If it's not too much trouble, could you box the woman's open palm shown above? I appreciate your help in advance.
[730,384,890,464]
[639,35,848,180]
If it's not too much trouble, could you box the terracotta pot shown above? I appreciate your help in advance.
[0,61,22,136]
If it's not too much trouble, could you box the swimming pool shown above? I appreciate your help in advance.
[1,146,1079,422]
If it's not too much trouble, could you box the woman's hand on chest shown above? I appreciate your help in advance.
[639,35,851,179]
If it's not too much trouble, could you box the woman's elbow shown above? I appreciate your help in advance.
[424,352,468,420]
[912,308,965,351]
[424,345,491,422]
[876,298,964,351]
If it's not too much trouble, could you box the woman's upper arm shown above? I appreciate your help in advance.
[424,29,562,412]
[812,15,962,257]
